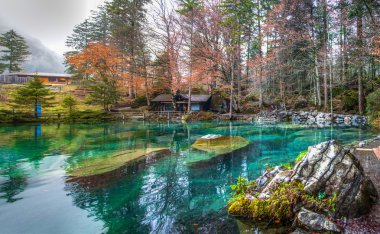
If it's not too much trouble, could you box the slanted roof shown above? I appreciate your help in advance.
[4,72,73,78]
[151,94,173,102]
[181,94,211,102]
[151,94,211,102]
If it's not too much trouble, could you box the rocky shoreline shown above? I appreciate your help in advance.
[257,110,368,126]
[228,138,380,233]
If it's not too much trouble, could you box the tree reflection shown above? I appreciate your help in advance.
[0,166,27,203]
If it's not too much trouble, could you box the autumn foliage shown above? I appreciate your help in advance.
[66,43,124,80]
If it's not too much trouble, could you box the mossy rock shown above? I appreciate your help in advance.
[192,136,250,155]
[67,148,170,177]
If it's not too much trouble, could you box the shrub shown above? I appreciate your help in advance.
[341,90,358,112]
[366,90,380,117]
[131,95,148,108]
[63,95,77,115]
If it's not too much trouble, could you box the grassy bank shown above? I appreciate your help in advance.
[0,84,117,123]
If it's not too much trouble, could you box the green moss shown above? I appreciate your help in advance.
[281,162,293,170]
[192,136,250,155]
[228,181,304,222]
[229,176,255,204]
[295,150,308,163]
[228,180,338,223]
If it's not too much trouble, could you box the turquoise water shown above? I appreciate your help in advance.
[0,121,377,233]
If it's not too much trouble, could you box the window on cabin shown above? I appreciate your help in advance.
[48,77,57,82]
[191,104,200,111]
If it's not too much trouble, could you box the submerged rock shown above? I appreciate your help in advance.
[291,140,378,218]
[191,135,250,156]
[296,208,342,233]
[67,148,171,177]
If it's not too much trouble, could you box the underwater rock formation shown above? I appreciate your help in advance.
[191,135,250,156]
[67,148,171,177]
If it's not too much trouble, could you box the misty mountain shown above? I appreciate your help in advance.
[0,24,65,73]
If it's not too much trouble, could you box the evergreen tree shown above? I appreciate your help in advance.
[178,0,202,112]
[0,30,30,73]
[66,19,93,51]
[107,0,150,98]
[63,95,77,116]
[90,5,112,44]
[12,78,54,117]
[86,75,121,112]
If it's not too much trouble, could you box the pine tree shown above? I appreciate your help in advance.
[66,19,93,51]
[107,0,150,98]
[12,78,54,117]
[86,75,121,112]
[0,30,30,73]
[178,0,202,112]
[90,6,112,44]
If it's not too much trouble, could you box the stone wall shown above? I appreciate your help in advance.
[291,111,367,126]
[256,110,367,126]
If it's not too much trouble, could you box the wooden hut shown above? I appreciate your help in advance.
[151,94,211,112]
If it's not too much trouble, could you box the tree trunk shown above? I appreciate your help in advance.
[356,0,364,115]
[258,0,263,109]
[229,57,234,118]
[187,11,194,114]
[323,0,328,111]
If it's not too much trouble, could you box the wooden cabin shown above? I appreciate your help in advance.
[0,73,73,85]
[151,94,211,112]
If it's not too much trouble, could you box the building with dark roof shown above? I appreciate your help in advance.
[151,93,211,111]
[0,72,73,85]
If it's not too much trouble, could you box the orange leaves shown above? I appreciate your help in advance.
[66,43,125,80]
[372,35,380,61]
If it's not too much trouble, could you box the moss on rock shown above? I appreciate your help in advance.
[228,181,304,223]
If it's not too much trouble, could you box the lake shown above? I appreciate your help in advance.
[0,121,377,233]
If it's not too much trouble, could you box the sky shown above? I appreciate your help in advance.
[0,0,106,55]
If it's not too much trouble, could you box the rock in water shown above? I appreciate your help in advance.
[291,140,378,218]
[296,208,342,233]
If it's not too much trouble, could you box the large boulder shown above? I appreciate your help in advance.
[291,140,378,218]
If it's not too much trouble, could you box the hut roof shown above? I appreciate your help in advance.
[151,94,211,102]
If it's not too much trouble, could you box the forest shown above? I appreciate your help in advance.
[64,0,380,120]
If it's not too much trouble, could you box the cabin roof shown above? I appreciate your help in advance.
[151,94,211,102]
[3,72,73,78]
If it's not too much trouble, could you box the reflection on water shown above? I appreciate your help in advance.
[0,121,377,233]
